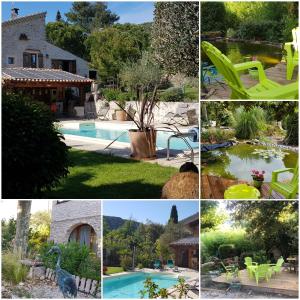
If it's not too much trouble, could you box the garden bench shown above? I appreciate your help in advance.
[201,41,298,99]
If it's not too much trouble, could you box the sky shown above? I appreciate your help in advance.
[1,200,52,220]
[1,1,154,24]
[103,200,199,224]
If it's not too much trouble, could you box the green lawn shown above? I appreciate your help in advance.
[105,267,124,275]
[44,149,177,199]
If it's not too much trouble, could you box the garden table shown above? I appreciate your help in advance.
[224,184,260,199]
[287,257,298,273]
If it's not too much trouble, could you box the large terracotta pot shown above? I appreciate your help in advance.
[116,110,127,121]
[128,129,157,159]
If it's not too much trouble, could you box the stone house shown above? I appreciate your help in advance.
[49,201,101,257]
[170,212,199,270]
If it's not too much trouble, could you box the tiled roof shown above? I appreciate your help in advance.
[2,12,47,26]
[180,212,199,225]
[170,237,199,246]
[2,68,93,83]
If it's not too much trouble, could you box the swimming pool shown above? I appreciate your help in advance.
[103,272,181,298]
[61,123,199,150]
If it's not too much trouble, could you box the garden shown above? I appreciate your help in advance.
[102,201,199,298]
[201,101,298,199]
[1,200,101,299]
[2,2,199,200]
[201,200,299,298]
[201,1,298,99]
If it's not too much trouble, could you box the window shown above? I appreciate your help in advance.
[69,224,97,252]
[8,57,14,64]
[23,52,43,68]
[19,33,28,40]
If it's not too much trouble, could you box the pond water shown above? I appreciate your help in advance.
[201,41,283,69]
[201,144,298,182]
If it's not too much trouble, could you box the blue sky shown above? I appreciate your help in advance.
[2,1,154,24]
[103,200,199,224]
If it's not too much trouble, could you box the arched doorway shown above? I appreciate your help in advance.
[68,224,97,253]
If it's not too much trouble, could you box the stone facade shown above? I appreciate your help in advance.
[2,12,90,77]
[49,201,101,256]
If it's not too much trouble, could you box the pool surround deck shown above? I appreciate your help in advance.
[212,269,298,297]
[59,120,199,169]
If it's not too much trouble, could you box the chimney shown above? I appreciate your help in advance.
[11,8,19,20]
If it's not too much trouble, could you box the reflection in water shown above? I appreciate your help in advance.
[201,41,282,68]
[201,144,298,182]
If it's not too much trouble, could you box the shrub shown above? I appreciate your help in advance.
[252,250,270,264]
[2,252,29,284]
[201,128,235,143]
[218,244,236,259]
[39,241,100,280]
[2,218,16,251]
[102,88,121,102]
[284,112,298,146]
[120,255,132,271]
[2,92,69,198]
[137,263,143,269]
[159,87,184,102]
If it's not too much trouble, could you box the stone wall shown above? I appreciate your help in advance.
[49,201,101,256]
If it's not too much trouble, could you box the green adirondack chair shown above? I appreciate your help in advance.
[244,257,258,278]
[269,257,284,275]
[254,264,272,285]
[284,27,299,80]
[269,163,298,199]
[201,41,298,99]
[220,261,238,280]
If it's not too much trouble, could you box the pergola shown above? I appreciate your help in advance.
[2,67,94,114]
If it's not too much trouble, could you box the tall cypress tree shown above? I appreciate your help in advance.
[56,10,62,22]
[170,205,178,224]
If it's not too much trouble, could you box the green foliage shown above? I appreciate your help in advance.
[40,241,100,280]
[139,277,168,299]
[201,2,226,32]
[2,252,29,284]
[201,229,258,262]
[284,112,298,146]
[159,87,184,102]
[2,218,16,251]
[174,277,189,299]
[235,106,266,139]
[46,22,87,59]
[102,88,121,102]
[120,255,132,271]
[105,266,124,275]
[201,128,235,143]
[200,202,227,232]
[218,244,236,259]
[169,205,178,224]
[2,92,69,198]
[65,2,119,33]
[252,250,270,264]
[88,24,150,82]
[152,2,199,76]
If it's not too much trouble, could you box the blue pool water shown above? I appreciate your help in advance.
[61,123,198,150]
[103,272,181,298]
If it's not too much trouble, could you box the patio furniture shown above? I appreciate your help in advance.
[97,101,110,120]
[253,264,272,285]
[224,184,260,199]
[269,163,298,199]
[220,261,238,281]
[164,109,198,126]
[167,259,175,268]
[201,41,299,99]
[287,256,298,273]
[244,257,258,278]
[154,259,161,269]
[284,27,299,80]
[269,256,284,275]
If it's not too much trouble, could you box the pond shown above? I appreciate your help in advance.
[201,144,298,182]
[201,41,283,69]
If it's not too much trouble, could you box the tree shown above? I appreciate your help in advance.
[56,10,62,22]
[227,201,298,258]
[201,2,227,32]
[14,201,32,257]
[152,2,199,76]
[2,93,70,198]
[2,218,16,251]
[65,2,119,33]
[201,201,227,232]
[46,22,87,59]
[88,24,150,82]
[169,205,178,224]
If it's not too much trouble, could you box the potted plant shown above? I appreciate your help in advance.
[102,88,127,121]
[118,52,162,159]
[251,169,265,188]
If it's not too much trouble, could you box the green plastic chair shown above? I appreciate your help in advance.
[269,163,298,199]
[201,41,298,99]
[153,259,161,269]
[254,264,272,285]
[284,27,299,80]
[224,184,260,199]
[244,257,258,278]
[220,261,238,281]
[269,257,285,275]
[167,259,174,268]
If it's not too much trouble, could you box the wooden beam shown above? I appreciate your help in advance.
[3,80,91,89]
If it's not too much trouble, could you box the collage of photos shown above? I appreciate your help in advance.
[0,0,298,299]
